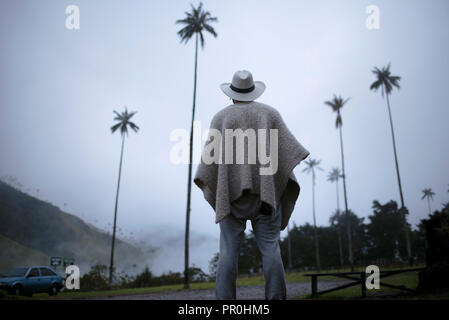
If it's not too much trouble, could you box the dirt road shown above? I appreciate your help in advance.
[90,280,347,300]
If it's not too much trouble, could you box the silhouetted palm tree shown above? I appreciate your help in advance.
[176,2,218,289]
[327,167,344,268]
[324,94,354,270]
[109,107,139,285]
[421,188,435,215]
[370,63,412,265]
[303,158,323,272]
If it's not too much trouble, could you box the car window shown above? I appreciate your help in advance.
[40,267,57,276]
[28,268,40,277]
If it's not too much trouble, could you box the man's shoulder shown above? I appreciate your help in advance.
[250,102,280,116]
[212,103,234,120]
[213,101,280,121]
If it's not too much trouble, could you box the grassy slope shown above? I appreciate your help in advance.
[0,180,147,274]
[0,234,50,271]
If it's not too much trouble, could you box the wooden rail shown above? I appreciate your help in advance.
[304,267,425,298]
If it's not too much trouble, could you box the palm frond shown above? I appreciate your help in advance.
[303,158,323,175]
[370,79,382,91]
[325,95,349,128]
[199,31,205,48]
[205,16,218,23]
[203,23,217,37]
[324,100,337,110]
[110,122,122,133]
[175,2,218,46]
[370,63,401,96]
[111,108,139,137]
[327,167,342,182]
[126,111,137,120]
[371,66,382,75]
[113,110,123,121]
[422,188,436,200]
[128,121,140,133]
[390,76,401,90]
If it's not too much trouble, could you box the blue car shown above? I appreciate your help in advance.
[0,266,64,297]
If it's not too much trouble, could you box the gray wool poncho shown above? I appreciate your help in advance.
[194,101,310,230]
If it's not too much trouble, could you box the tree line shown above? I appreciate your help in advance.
[79,197,447,291]
[210,198,440,277]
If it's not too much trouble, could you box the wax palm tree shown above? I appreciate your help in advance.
[176,2,218,289]
[327,167,344,268]
[324,94,354,270]
[421,188,435,215]
[302,158,323,272]
[109,107,139,285]
[370,63,412,265]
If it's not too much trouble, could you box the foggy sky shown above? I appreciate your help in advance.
[1,0,448,274]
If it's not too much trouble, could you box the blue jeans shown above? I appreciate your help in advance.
[215,208,287,300]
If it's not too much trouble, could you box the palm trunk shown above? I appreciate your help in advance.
[312,171,321,273]
[336,180,344,269]
[109,134,125,285]
[287,223,293,272]
[338,119,353,271]
[427,197,431,215]
[385,91,412,265]
[184,33,199,289]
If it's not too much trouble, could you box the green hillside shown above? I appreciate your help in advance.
[0,180,148,275]
[0,233,49,271]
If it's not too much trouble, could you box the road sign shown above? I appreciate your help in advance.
[63,258,75,267]
[50,257,62,267]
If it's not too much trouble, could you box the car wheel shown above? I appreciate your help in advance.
[11,284,23,296]
[48,284,59,296]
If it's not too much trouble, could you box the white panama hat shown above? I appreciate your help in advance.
[220,70,266,102]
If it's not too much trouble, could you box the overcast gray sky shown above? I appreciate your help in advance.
[1,0,448,274]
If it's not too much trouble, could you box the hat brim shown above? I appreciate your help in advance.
[220,81,266,102]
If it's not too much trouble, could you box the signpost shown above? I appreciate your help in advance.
[50,257,75,270]
[63,258,75,267]
[50,257,62,269]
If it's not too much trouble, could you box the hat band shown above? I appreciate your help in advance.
[230,84,255,93]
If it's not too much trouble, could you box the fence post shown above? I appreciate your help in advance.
[311,275,317,297]
[361,272,366,298]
